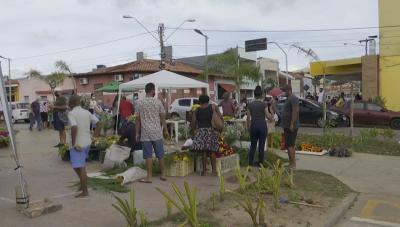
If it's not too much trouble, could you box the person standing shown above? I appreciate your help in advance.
[89,93,97,114]
[335,92,346,107]
[135,83,169,183]
[317,88,325,105]
[119,96,133,128]
[281,85,300,169]
[247,86,270,166]
[68,95,100,198]
[40,101,49,129]
[30,99,42,131]
[50,90,68,147]
[219,92,236,118]
[191,94,221,176]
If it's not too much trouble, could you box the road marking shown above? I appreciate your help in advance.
[351,217,400,227]
[360,199,400,223]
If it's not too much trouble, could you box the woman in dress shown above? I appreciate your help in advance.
[246,86,272,166]
[191,95,222,176]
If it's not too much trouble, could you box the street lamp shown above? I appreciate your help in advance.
[0,55,12,104]
[267,42,288,86]
[166,19,196,41]
[194,29,209,86]
[122,15,160,43]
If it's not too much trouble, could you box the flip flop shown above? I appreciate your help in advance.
[159,177,167,181]
[139,179,152,184]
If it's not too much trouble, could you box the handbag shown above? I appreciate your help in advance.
[211,105,224,132]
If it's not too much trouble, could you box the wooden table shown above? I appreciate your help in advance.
[166,119,186,143]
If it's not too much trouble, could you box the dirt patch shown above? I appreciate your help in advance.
[150,170,353,227]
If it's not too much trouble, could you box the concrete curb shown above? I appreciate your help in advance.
[324,192,358,227]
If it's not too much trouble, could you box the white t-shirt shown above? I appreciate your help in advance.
[89,99,97,109]
[318,91,324,103]
[68,106,99,147]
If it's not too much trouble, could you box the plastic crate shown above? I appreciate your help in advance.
[195,154,239,175]
[166,159,194,177]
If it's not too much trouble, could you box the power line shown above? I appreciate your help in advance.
[13,31,157,61]
[164,25,400,33]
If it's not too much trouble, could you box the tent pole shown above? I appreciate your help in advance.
[115,88,122,134]
[0,63,28,206]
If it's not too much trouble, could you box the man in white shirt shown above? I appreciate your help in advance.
[318,88,325,104]
[68,95,100,198]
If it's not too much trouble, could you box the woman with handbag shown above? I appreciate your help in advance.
[191,95,223,176]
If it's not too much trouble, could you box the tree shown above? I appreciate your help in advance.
[26,60,74,98]
[206,48,261,100]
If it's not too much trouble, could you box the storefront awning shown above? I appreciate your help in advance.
[219,83,236,93]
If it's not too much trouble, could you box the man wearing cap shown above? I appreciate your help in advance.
[281,85,299,169]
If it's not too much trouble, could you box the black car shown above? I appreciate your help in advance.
[276,98,347,128]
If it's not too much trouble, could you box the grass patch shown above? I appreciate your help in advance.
[71,177,129,193]
[296,133,400,156]
[293,170,353,198]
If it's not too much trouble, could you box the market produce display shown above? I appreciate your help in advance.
[92,135,120,150]
[299,143,323,153]
[0,130,10,148]
[216,137,235,158]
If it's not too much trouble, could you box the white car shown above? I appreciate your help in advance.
[11,102,30,123]
[169,98,200,120]
[169,98,218,120]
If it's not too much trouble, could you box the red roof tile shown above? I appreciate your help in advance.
[75,59,202,77]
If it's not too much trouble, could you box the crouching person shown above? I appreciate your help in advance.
[68,95,100,198]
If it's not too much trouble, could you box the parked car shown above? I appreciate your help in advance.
[11,102,30,123]
[333,101,400,129]
[276,98,346,128]
[169,98,200,120]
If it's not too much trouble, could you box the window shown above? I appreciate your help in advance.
[40,96,48,101]
[24,96,29,103]
[178,99,191,107]
[134,73,143,79]
[114,74,123,81]
[366,103,382,112]
[353,102,364,110]
[79,78,89,85]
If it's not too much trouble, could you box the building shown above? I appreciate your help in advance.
[5,79,19,102]
[310,0,400,111]
[74,57,208,107]
[379,0,400,111]
[180,47,288,99]
[18,76,75,103]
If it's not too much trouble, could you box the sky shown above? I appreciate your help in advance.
[0,0,379,78]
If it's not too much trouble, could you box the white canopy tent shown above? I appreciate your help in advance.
[115,70,209,132]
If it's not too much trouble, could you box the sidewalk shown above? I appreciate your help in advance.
[277,150,400,227]
[0,125,236,227]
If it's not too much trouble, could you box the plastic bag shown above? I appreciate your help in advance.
[102,144,131,169]
[116,167,147,185]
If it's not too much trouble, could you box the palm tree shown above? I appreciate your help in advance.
[206,48,261,100]
[26,60,74,99]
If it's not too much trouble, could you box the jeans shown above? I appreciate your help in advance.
[29,113,42,131]
[249,119,267,166]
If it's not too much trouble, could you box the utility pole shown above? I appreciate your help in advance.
[359,35,377,56]
[158,23,165,69]
[0,56,11,104]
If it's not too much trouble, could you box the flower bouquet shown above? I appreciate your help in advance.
[0,130,10,148]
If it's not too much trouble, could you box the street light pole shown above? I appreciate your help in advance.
[194,29,209,85]
[267,42,288,85]
[359,35,378,56]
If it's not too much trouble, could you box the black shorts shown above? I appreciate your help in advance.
[284,128,298,149]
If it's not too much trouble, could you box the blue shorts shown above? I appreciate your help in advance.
[70,146,90,168]
[142,140,164,159]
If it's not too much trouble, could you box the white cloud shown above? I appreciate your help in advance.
[0,0,378,77]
